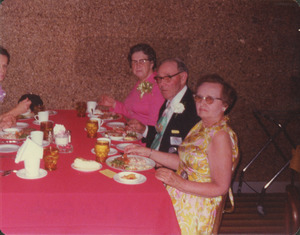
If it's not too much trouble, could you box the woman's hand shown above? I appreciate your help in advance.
[8,98,31,117]
[98,95,116,108]
[124,144,151,157]
[155,167,183,188]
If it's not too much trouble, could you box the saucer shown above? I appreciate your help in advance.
[84,127,107,132]
[91,147,118,156]
[33,120,53,125]
[16,169,48,180]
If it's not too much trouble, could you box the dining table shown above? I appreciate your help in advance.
[0,110,181,234]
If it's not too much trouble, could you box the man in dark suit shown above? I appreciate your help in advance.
[128,58,200,153]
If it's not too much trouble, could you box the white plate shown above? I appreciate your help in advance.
[3,128,20,133]
[71,163,102,172]
[48,110,57,116]
[0,131,26,140]
[42,140,50,147]
[0,144,19,153]
[116,143,132,151]
[113,172,146,185]
[15,122,29,129]
[91,147,118,156]
[106,122,126,128]
[18,112,34,120]
[16,169,48,180]
[106,155,155,172]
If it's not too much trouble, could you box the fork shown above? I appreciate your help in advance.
[2,170,17,176]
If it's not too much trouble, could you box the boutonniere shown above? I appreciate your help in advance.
[137,81,153,98]
[172,102,185,117]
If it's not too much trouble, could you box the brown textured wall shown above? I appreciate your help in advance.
[0,0,299,182]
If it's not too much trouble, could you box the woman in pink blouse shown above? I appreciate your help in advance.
[98,43,164,126]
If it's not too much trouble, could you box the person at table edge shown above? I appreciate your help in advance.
[126,74,239,234]
[127,57,200,153]
[0,46,31,130]
[98,43,164,126]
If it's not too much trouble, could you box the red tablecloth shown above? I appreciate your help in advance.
[0,110,180,234]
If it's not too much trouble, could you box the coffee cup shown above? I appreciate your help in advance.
[30,131,44,146]
[34,111,49,123]
[90,117,104,131]
[87,101,97,114]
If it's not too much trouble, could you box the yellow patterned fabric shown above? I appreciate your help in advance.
[166,117,239,235]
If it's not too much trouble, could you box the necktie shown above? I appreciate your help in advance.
[151,103,171,150]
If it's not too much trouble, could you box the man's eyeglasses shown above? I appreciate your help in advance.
[131,59,150,65]
[154,71,182,83]
[193,94,223,104]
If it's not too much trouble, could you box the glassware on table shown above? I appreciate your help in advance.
[94,137,111,163]
[43,146,59,171]
[75,101,87,117]
[86,119,99,138]
[40,121,54,141]
[55,130,73,153]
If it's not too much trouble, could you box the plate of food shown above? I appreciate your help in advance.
[116,143,132,151]
[99,112,122,121]
[17,112,34,120]
[106,122,126,128]
[71,158,102,172]
[103,130,142,142]
[0,128,33,140]
[106,154,155,172]
[113,172,146,185]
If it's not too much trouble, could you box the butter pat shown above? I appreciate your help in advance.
[99,169,116,178]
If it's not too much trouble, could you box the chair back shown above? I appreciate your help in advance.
[212,154,240,234]
[285,184,300,234]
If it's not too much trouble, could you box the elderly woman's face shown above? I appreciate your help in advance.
[195,82,227,121]
[131,51,154,81]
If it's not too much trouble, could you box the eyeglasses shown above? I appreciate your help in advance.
[154,71,182,83]
[131,59,150,65]
[193,94,223,104]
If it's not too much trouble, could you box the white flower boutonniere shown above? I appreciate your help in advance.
[172,102,185,114]
[137,81,153,98]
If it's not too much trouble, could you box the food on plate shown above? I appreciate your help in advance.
[73,158,100,170]
[0,128,33,139]
[121,173,137,180]
[99,112,120,120]
[109,154,152,171]
[124,131,138,141]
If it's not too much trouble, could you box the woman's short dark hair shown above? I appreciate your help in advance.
[18,94,44,112]
[196,74,237,114]
[0,46,10,65]
[127,43,157,69]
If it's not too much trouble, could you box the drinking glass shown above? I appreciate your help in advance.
[95,138,111,163]
[43,146,59,171]
[86,119,98,138]
[40,121,54,141]
[75,101,87,117]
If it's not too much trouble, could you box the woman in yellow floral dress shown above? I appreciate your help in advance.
[126,74,238,234]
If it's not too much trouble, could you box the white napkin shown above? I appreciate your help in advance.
[53,124,66,136]
[15,138,44,177]
[15,138,43,163]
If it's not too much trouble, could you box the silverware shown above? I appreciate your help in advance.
[2,169,17,176]
[0,140,23,144]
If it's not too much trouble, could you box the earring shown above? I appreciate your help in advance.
[223,107,226,111]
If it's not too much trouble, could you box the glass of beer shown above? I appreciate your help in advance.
[86,119,98,138]
[40,121,54,141]
[75,101,87,117]
[95,137,111,163]
[43,146,59,171]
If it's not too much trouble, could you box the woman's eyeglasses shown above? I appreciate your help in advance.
[131,59,150,65]
[193,94,223,104]
[154,71,182,83]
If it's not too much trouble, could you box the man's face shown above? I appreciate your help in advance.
[0,54,8,82]
[156,61,187,100]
